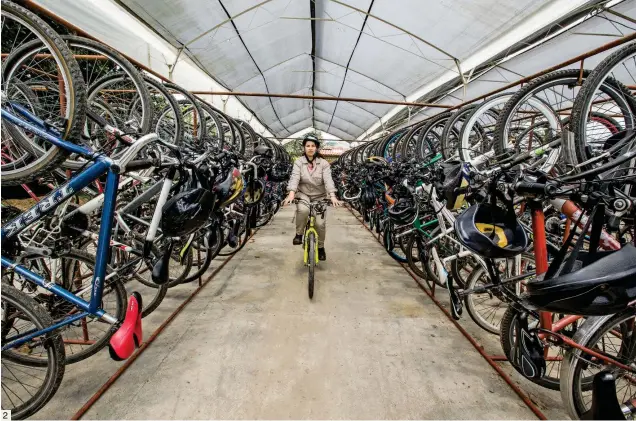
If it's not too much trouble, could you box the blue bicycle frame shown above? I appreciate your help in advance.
[1,103,152,351]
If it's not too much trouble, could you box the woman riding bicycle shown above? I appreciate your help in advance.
[283,134,342,260]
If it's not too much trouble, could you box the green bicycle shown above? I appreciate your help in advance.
[295,198,330,299]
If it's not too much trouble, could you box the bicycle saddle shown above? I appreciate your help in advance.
[523,244,636,316]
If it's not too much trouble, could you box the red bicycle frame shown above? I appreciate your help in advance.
[529,198,621,336]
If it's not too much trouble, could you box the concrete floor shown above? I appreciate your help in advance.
[33,206,566,420]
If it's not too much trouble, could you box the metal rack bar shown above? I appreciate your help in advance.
[189,91,452,108]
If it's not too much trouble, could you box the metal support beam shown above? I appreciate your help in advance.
[23,0,275,137]
[328,0,457,61]
[310,0,317,129]
[189,91,452,108]
[450,30,636,110]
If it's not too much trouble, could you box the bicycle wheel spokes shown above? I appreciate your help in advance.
[571,43,636,170]
[3,250,125,364]
[563,312,636,418]
[465,267,507,335]
[1,285,65,419]
[458,94,511,164]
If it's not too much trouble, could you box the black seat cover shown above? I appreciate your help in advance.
[523,244,636,316]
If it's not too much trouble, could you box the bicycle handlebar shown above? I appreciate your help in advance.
[293,198,332,206]
[124,159,158,172]
[513,181,550,196]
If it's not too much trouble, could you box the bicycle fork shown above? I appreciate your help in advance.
[304,216,319,265]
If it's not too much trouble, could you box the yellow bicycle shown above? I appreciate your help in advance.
[295,198,330,299]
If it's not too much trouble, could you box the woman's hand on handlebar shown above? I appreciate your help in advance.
[283,191,295,206]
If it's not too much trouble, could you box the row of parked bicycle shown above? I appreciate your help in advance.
[332,41,636,420]
[1,1,291,418]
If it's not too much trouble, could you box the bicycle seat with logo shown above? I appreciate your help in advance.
[522,244,636,316]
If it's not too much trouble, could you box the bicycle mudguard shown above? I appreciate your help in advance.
[514,313,546,379]
[109,292,143,361]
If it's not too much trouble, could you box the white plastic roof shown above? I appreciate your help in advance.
[32,0,276,137]
[32,0,636,140]
[112,0,601,139]
[379,0,636,135]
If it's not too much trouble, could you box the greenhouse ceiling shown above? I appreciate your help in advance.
[36,0,636,140]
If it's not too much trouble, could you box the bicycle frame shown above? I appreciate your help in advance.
[541,322,636,373]
[527,197,621,333]
[298,199,326,265]
[0,105,157,351]
[420,182,488,283]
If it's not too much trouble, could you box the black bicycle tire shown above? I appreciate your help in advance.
[1,0,86,185]
[382,223,408,263]
[180,225,223,284]
[62,70,152,170]
[1,285,66,420]
[228,118,246,155]
[210,105,239,152]
[397,122,427,161]
[217,212,251,256]
[405,233,426,278]
[440,105,477,160]
[196,99,226,151]
[1,81,41,172]
[561,310,635,418]
[164,83,207,144]
[237,120,257,159]
[63,35,151,132]
[143,75,185,145]
[255,201,276,227]
[415,112,453,160]
[500,306,561,390]
[570,42,636,170]
[308,232,315,300]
